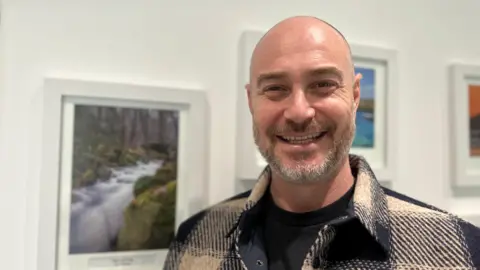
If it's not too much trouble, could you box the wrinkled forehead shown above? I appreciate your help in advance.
[250,26,352,84]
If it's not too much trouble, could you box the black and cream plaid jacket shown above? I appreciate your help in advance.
[163,155,480,269]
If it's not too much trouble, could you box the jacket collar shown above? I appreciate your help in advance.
[227,154,391,256]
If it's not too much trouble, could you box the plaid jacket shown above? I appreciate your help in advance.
[163,155,480,269]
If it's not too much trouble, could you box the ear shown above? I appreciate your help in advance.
[246,83,253,115]
[352,73,362,111]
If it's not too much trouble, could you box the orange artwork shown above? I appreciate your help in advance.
[469,84,480,156]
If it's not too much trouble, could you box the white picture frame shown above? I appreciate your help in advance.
[235,30,397,185]
[349,44,398,185]
[450,63,480,187]
[37,77,209,270]
[235,30,268,182]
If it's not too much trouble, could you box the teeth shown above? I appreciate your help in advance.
[280,133,323,144]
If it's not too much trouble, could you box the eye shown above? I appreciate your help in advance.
[261,85,289,100]
[312,81,338,89]
[264,85,286,92]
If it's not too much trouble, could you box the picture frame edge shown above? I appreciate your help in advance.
[37,76,210,270]
[449,63,480,188]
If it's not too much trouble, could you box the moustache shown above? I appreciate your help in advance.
[266,120,333,136]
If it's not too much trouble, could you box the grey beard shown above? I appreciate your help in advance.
[253,119,355,185]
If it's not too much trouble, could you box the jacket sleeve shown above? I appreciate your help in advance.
[162,238,184,270]
[162,210,208,270]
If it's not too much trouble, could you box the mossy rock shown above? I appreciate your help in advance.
[115,198,162,251]
[148,182,176,248]
[118,151,139,166]
[104,148,123,164]
[142,143,176,161]
[159,162,177,179]
[133,162,177,197]
[80,169,96,186]
[149,181,176,203]
[147,151,168,161]
[96,165,112,181]
[154,169,173,184]
[94,144,109,156]
[134,175,170,197]
[115,182,176,250]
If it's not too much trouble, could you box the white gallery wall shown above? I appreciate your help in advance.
[0,1,479,269]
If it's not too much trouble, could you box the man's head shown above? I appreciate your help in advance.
[246,16,362,185]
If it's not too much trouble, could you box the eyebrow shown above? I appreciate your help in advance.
[255,66,345,88]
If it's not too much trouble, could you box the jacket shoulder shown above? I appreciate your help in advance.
[382,187,480,266]
[163,190,251,269]
[174,189,251,243]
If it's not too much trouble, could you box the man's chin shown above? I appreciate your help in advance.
[275,151,327,166]
[272,157,321,172]
[268,152,333,181]
[271,163,322,184]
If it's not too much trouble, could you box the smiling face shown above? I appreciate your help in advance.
[247,17,361,184]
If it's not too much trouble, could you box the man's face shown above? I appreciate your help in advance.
[247,26,360,184]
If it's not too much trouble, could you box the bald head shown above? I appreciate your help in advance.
[249,16,354,85]
[246,16,361,188]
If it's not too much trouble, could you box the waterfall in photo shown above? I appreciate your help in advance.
[69,160,163,254]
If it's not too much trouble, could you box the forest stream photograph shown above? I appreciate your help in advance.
[67,104,179,255]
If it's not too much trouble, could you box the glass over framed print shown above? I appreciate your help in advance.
[349,44,398,184]
[450,64,480,187]
[37,77,209,270]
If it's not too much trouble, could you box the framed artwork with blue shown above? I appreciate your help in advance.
[353,66,376,148]
[348,44,398,184]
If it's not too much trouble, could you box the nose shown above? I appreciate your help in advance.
[283,90,315,124]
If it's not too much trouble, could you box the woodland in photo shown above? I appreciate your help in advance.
[68,104,179,254]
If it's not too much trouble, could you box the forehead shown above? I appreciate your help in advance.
[250,27,351,82]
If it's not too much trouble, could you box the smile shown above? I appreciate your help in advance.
[277,131,327,144]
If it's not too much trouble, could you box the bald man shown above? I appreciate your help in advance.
[163,16,480,270]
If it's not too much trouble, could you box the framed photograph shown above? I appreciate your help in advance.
[235,30,269,182]
[349,44,398,184]
[37,77,209,270]
[235,30,397,184]
[450,64,480,187]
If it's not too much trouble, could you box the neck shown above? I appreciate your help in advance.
[269,158,354,213]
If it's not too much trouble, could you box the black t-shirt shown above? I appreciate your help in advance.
[262,185,354,270]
